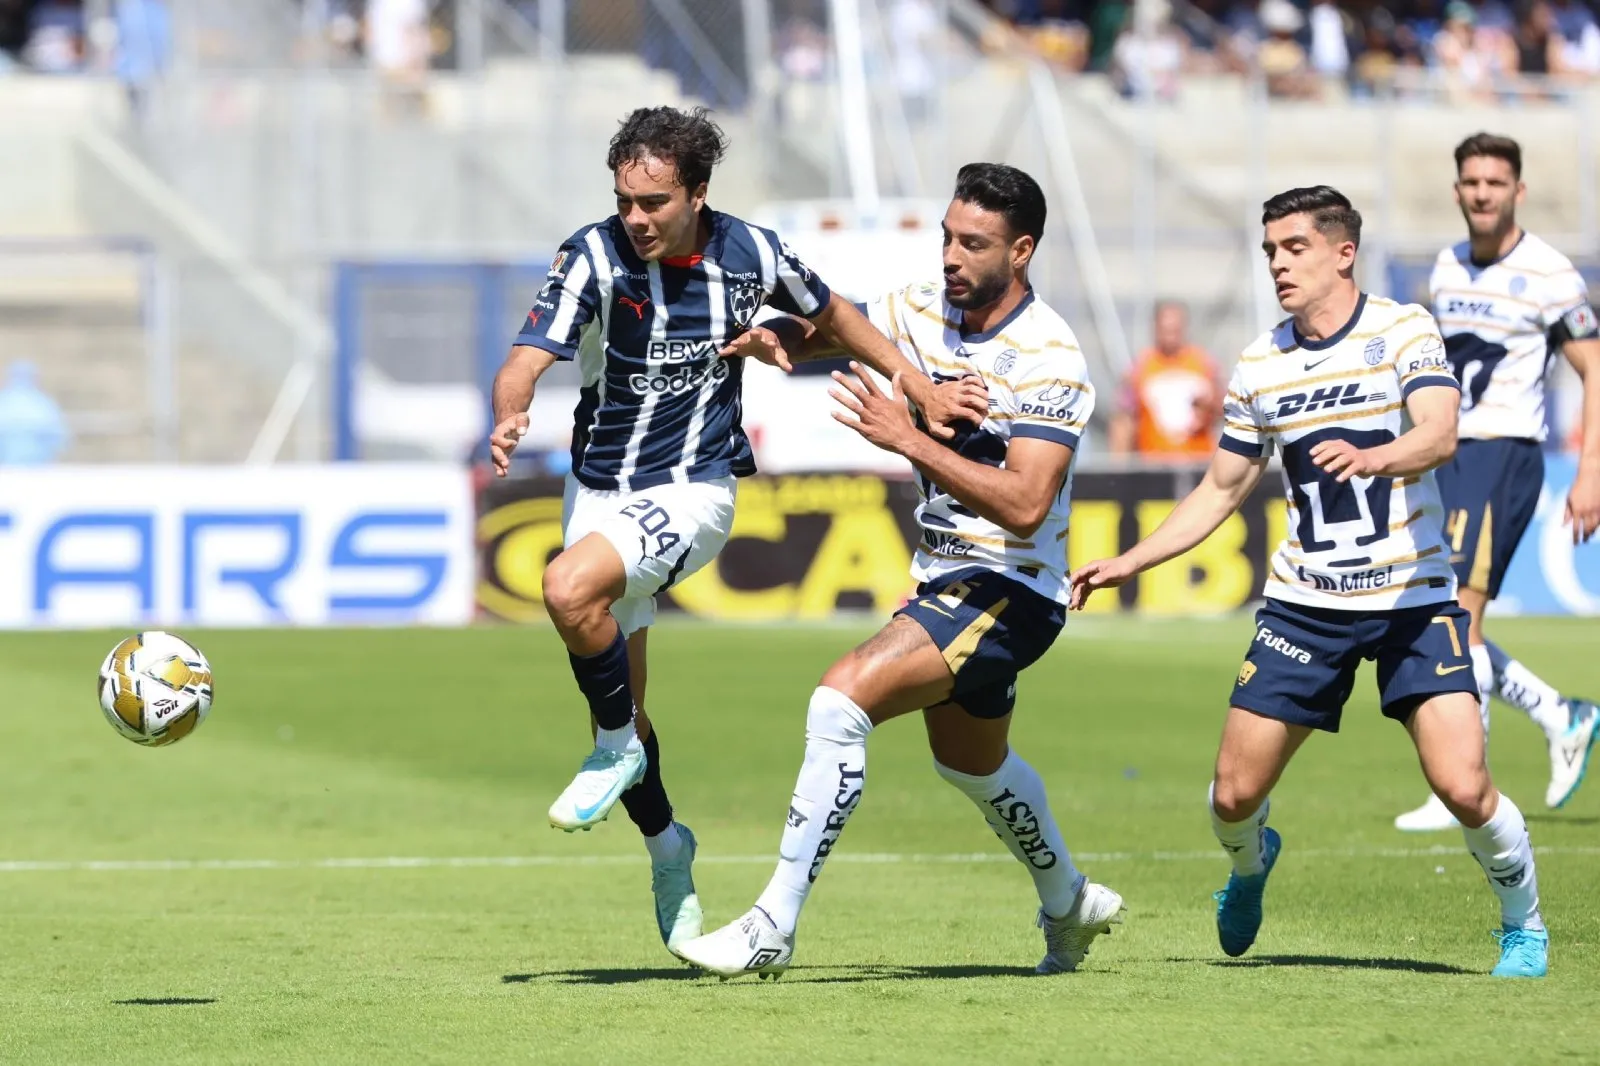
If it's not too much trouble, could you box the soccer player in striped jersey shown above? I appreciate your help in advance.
[676,164,1123,981]
[1394,133,1600,831]
[1072,186,1550,978]
[487,107,987,959]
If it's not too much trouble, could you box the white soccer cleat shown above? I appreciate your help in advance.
[653,824,703,956]
[675,907,794,981]
[1037,880,1125,974]
[1546,699,1599,810]
[547,745,646,832]
[1394,792,1459,832]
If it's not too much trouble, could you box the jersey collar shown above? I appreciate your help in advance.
[1294,292,1367,352]
[957,286,1035,344]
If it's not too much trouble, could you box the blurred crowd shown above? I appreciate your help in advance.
[979,0,1600,99]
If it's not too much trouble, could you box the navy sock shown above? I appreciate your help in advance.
[620,728,673,837]
[568,630,634,731]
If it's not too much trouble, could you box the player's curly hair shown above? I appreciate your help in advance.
[1261,185,1362,247]
[606,106,729,191]
[952,163,1047,242]
[1454,132,1521,179]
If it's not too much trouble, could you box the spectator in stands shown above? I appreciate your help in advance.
[1112,0,1188,99]
[112,0,171,116]
[1513,0,1558,83]
[365,0,429,89]
[1431,1,1514,101]
[1548,0,1600,79]
[1028,0,1091,72]
[1108,301,1222,460]
[889,0,939,121]
[1257,0,1319,98]
[1308,0,1355,85]
[0,361,69,466]
[22,0,83,72]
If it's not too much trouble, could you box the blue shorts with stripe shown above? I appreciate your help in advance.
[895,567,1065,720]
[1229,598,1476,733]
[1434,438,1543,600]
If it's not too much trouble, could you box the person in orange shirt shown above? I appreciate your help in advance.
[1109,300,1223,458]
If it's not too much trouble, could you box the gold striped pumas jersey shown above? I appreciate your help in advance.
[1429,232,1594,442]
[1221,294,1461,611]
[864,281,1094,606]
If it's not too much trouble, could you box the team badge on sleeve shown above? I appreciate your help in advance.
[549,250,570,278]
[1563,304,1599,340]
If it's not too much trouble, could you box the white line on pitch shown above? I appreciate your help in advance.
[0,845,1596,874]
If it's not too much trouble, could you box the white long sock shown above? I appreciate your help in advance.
[934,751,1085,919]
[642,822,683,864]
[753,687,872,936]
[1470,643,1493,742]
[595,720,641,754]
[1209,782,1270,875]
[1486,640,1569,738]
[1461,792,1543,931]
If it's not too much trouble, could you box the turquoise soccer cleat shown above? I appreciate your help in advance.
[653,823,703,956]
[547,745,647,832]
[1214,827,1282,958]
[1490,925,1549,978]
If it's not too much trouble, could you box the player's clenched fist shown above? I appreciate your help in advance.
[490,413,529,478]
[1068,556,1138,611]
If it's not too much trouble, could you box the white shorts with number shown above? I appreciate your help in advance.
[561,475,737,636]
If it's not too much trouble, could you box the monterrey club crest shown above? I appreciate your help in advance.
[730,283,763,329]
[1363,337,1386,365]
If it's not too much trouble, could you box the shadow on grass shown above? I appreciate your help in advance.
[115,997,217,1006]
[1190,954,1471,975]
[504,964,1039,986]
[1526,814,1600,827]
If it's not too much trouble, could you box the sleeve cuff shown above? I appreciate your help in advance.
[801,282,834,319]
[1218,433,1264,458]
[1011,423,1081,449]
[1400,375,1460,400]
[513,332,577,361]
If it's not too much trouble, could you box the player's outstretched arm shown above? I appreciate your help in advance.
[1069,446,1267,610]
[812,295,988,438]
[1310,383,1459,484]
[828,363,1067,537]
[489,344,559,477]
[1561,336,1600,542]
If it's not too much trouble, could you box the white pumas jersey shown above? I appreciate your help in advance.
[1222,294,1461,611]
[865,282,1094,605]
[1429,232,1595,441]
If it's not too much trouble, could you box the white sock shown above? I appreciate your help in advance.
[1210,782,1271,875]
[1470,643,1493,742]
[1461,792,1543,931]
[595,720,641,754]
[1489,644,1569,737]
[934,751,1086,919]
[754,687,872,935]
[642,822,683,864]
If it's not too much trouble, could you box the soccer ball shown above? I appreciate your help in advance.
[97,632,214,747]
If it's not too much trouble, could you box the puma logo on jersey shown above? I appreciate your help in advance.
[618,295,651,319]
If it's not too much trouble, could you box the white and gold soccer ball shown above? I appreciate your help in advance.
[97,632,215,747]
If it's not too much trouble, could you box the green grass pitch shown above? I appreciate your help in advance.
[2,617,1597,1064]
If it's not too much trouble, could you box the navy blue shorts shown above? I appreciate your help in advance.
[1229,598,1476,733]
[1434,438,1543,599]
[896,567,1065,719]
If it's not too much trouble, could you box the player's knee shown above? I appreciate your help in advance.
[1210,775,1268,823]
[1434,773,1496,826]
[818,658,867,704]
[541,557,604,629]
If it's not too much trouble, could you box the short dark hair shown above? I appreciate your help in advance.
[606,106,729,191]
[1454,131,1522,179]
[1261,185,1362,248]
[952,163,1047,243]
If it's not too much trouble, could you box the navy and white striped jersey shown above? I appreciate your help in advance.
[514,207,832,492]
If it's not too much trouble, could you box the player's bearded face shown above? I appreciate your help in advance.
[941,201,1020,310]
[1454,156,1521,240]
[614,155,707,262]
